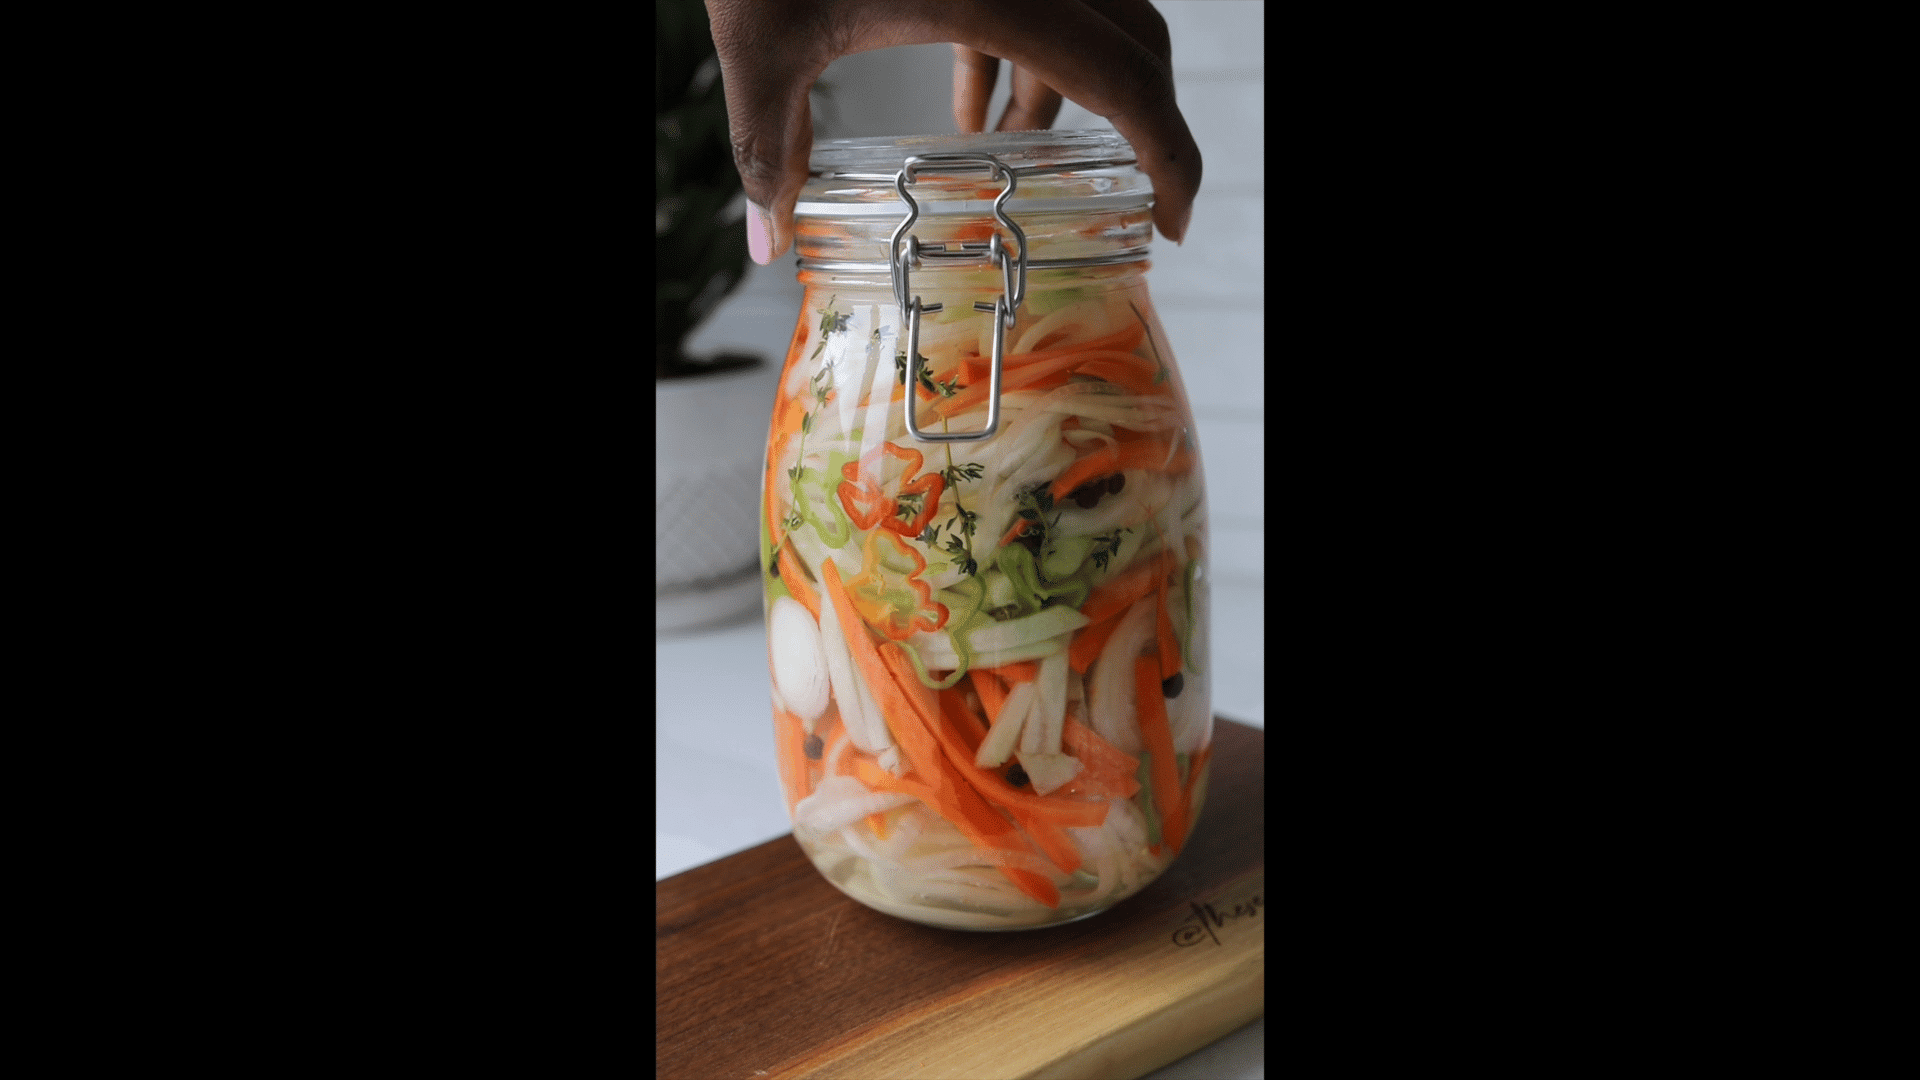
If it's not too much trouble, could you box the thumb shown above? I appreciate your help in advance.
[707,7,821,265]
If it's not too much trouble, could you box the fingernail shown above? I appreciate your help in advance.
[1172,205,1194,246]
[746,200,773,265]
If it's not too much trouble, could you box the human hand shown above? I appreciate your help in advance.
[705,0,1203,265]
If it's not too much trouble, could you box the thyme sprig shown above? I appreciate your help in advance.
[788,299,846,534]
[1090,527,1130,572]
[896,350,959,397]
[1128,300,1169,385]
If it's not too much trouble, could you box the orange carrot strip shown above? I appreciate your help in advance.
[985,660,1039,684]
[1134,658,1186,855]
[773,708,812,816]
[1062,716,1141,783]
[778,540,820,621]
[827,569,951,793]
[854,755,895,790]
[876,643,943,744]
[867,811,890,839]
[934,350,1088,418]
[1074,357,1160,395]
[1049,439,1190,501]
[860,638,1063,906]
[856,728,1064,907]
[894,702,1083,875]
[811,710,850,780]
[1000,518,1032,548]
[1082,551,1178,626]
[1018,813,1083,875]
[1050,444,1122,501]
[1155,578,1180,679]
[939,687,988,750]
[971,668,1010,724]
[1054,770,1140,803]
[1068,612,1125,674]
[930,691,1110,828]
[1000,322,1146,370]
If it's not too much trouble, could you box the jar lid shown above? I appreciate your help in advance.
[797,130,1152,218]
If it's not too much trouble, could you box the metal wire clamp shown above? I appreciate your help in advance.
[891,153,1029,443]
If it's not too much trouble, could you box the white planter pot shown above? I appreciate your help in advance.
[656,360,782,633]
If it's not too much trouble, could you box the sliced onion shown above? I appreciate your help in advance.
[768,597,830,728]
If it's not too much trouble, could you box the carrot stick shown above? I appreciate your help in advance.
[971,668,1010,723]
[1049,444,1122,502]
[1082,551,1178,626]
[867,811,890,839]
[934,350,1088,418]
[871,640,1065,905]
[1155,578,1181,679]
[820,516,1081,903]
[856,719,1065,907]
[1068,612,1124,674]
[940,686,988,750]
[1018,813,1083,876]
[1062,716,1141,783]
[1000,322,1146,370]
[931,699,1090,874]
[930,691,1110,828]
[821,561,940,775]
[1055,770,1140,803]
[999,518,1031,548]
[984,660,1039,684]
[1048,439,1190,501]
[778,540,820,621]
[1074,357,1161,395]
[1134,657,1186,855]
[773,708,812,816]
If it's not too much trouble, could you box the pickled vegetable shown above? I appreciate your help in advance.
[764,282,1212,930]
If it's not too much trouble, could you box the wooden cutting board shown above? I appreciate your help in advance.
[657,718,1264,1080]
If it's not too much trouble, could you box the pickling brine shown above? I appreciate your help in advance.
[760,132,1211,930]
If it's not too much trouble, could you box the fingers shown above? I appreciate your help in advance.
[1077,0,1172,69]
[954,43,1058,134]
[948,0,1202,243]
[705,0,830,264]
[952,45,999,133]
[996,65,1063,131]
[705,0,1203,259]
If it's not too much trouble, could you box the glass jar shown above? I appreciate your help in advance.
[759,130,1212,930]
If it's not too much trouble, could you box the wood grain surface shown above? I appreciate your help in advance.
[657,718,1264,1080]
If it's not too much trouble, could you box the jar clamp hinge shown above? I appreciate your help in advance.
[891,153,1029,443]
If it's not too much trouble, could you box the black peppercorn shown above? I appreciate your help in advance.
[1107,473,1125,494]
[1161,672,1184,698]
[1006,763,1030,787]
[803,734,823,759]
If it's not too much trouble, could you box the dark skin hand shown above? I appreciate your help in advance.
[705,0,1202,264]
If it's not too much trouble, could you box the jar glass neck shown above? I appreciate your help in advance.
[794,203,1153,285]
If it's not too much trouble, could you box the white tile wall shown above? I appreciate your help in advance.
[666,8,1264,1076]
